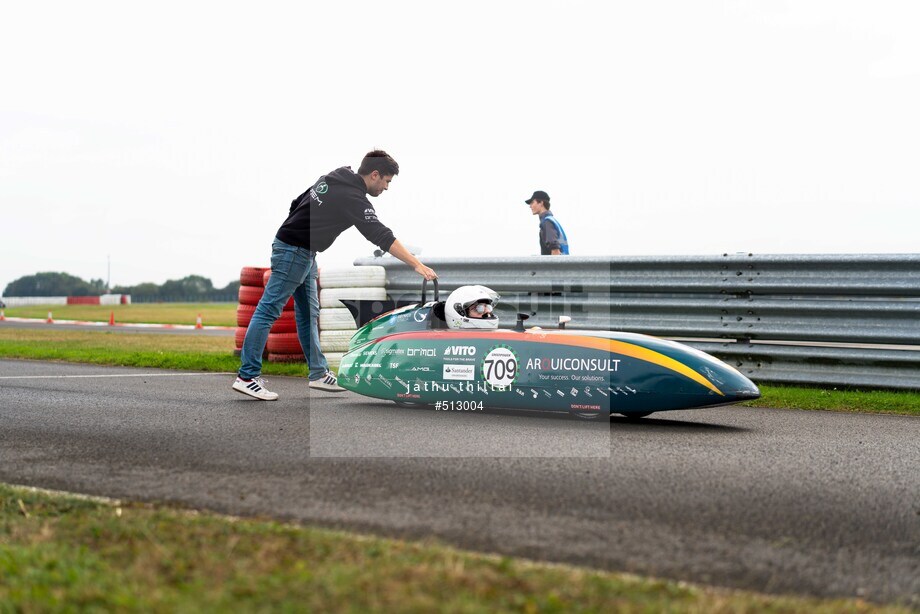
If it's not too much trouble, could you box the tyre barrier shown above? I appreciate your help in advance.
[238,285,264,306]
[319,307,357,331]
[236,304,256,327]
[319,286,387,309]
[318,266,385,288]
[267,332,303,355]
[240,266,269,288]
[319,329,355,353]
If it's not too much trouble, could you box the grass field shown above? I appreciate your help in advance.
[0,484,906,613]
[2,302,238,327]
[1,328,919,415]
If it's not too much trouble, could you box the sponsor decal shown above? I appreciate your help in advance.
[361,363,383,368]
[413,310,427,322]
[583,386,593,397]
[444,345,476,357]
[363,208,378,221]
[525,357,620,372]
[569,387,579,397]
[516,389,526,396]
[481,344,518,389]
[571,404,601,411]
[409,366,431,372]
[316,182,329,195]
[556,390,565,397]
[443,364,475,380]
[407,348,436,357]
[596,387,608,396]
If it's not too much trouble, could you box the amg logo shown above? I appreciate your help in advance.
[407,348,436,357]
[444,345,476,357]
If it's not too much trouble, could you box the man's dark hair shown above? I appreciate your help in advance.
[358,150,399,176]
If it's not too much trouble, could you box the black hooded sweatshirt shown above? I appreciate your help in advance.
[275,167,396,253]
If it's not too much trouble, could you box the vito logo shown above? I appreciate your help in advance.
[444,345,476,357]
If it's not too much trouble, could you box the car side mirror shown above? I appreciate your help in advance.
[514,313,530,332]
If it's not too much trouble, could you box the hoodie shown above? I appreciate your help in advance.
[275,167,396,253]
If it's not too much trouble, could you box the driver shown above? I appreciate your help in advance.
[445,285,500,330]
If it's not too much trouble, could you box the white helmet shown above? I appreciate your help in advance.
[445,285,500,330]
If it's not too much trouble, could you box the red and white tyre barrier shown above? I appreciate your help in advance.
[319,329,355,353]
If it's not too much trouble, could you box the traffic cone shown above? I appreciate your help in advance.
[195,314,203,329]
[46,311,54,324]
[109,311,115,326]
[0,309,5,321]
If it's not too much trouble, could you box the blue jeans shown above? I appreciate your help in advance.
[239,238,327,381]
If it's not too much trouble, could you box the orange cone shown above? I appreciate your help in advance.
[195,314,203,329]
[46,311,54,324]
[109,311,115,326]
[0,309,5,321]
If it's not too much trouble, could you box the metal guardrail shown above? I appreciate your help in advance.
[354,254,920,391]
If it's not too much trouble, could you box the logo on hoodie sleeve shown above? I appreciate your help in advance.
[310,182,328,206]
[364,208,378,221]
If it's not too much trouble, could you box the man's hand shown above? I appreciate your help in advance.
[415,263,438,281]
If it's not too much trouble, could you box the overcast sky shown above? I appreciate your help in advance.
[1,1,917,292]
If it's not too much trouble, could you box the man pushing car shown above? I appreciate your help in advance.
[233,150,438,401]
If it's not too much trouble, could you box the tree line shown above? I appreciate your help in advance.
[3,272,240,302]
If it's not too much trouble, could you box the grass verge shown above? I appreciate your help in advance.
[0,329,305,377]
[744,385,920,417]
[3,303,238,327]
[1,329,919,415]
[0,483,906,613]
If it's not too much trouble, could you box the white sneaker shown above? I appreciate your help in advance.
[232,376,279,401]
[309,371,346,393]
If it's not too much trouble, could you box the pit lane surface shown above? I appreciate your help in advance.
[0,359,917,606]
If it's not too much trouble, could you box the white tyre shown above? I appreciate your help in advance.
[319,308,357,330]
[319,287,387,309]
[320,330,356,352]
[319,266,386,289]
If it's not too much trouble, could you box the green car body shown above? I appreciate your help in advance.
[337,301,760,419]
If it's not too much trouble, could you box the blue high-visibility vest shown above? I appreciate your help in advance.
[542,215,570,255]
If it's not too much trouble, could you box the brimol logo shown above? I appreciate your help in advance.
[444,345,476,356]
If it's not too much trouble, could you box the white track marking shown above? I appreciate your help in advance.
[0,372,235,380]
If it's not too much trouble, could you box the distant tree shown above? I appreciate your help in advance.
[4,272,98,297]
[216,280,241,295]
[112,282,160,301]
[160,275,214,300]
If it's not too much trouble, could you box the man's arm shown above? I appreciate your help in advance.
[388,239,438,280]
[542,219,562,255]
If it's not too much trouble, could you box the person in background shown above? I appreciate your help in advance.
[233,150,438,401]
[525,190,569,255]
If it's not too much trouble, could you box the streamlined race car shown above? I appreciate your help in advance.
[337,281,760,419]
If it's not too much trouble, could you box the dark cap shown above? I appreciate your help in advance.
[525,190,550,205]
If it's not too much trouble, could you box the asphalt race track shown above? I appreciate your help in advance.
[1,359,917,606]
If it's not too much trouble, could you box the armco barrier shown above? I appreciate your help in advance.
[1,294,130,307]
[353,254,920,391]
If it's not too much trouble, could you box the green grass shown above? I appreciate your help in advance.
[1,329,919,416]
[745,385,920,417]
[0,484,907,613]
[0,329,306,377]
[2,302,238,327]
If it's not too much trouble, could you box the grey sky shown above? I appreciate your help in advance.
[1,1,917,292]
